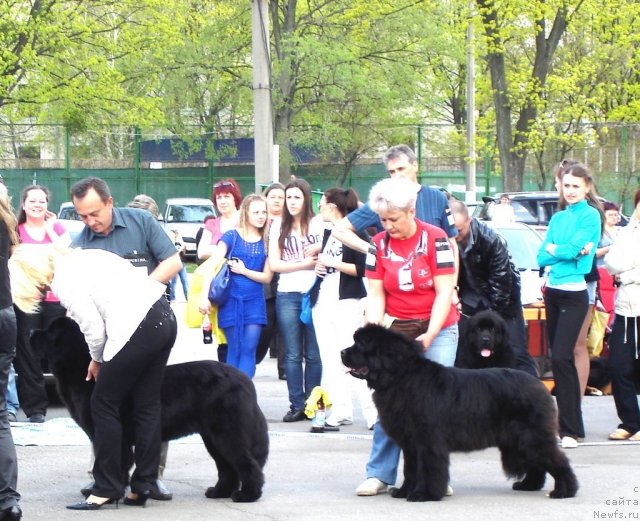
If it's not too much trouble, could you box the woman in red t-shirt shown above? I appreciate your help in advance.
[365,177,458,356]
[355,176,459,497]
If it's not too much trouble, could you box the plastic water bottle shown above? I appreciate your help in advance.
[202,315,213,344]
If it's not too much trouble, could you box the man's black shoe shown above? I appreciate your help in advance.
[0,505,22,520]
[149,479,173,501]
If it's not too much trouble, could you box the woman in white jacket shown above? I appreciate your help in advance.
[604,189,640,441]
[10,245,177,509]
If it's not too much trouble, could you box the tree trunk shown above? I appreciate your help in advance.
[477,0,570,192]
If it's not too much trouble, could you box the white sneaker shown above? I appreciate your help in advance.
[446,485,454,496]
[356,478,388,496]
[561,436,579,449]
[325,417,353,427]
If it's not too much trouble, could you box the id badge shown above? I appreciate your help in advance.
[398,262,414,292]
[365,245,377,271]
[123,251,150,276]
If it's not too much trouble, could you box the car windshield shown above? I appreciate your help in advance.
[493,226,542,270]
[58,206,81,221]
[167,204,214,223]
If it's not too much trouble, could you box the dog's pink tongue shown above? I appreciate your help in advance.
[481,349,492,358]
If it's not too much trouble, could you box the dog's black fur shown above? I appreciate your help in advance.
[342,324,578,501]
[31,317,268,502]
[455,310,515,369]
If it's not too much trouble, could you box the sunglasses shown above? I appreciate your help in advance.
[214,181,234,189]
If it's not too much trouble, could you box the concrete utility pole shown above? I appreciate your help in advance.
[465,1,477,203]
[252,0,276,190]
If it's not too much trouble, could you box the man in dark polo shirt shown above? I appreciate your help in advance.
[71,177,181,501]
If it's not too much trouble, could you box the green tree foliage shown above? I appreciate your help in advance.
[0,0,178,129]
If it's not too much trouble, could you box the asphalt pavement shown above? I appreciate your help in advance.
[12,300,640,520]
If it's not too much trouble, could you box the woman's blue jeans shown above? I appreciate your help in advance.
[276,292,322,410]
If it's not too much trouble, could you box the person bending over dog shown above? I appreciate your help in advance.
[10,245,177,510]
[72,179,181,501]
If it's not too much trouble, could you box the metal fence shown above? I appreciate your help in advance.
[1,123,639,213]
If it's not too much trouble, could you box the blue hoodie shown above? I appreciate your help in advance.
[537,200,601,286]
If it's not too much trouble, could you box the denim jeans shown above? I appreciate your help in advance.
[276,292,322,411]
[169,264,189,301]
[5,365,18,415]
[365,323,458,486]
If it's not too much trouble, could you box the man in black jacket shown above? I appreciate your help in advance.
[450,200,538,377]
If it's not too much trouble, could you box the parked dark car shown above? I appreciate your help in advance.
[479,191,628,231]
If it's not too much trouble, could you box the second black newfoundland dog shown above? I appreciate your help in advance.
[455,310,515,369]
[342,324,578,501]
[31,317,268,503]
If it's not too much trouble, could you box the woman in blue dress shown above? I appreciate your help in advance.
[200,194,272,377]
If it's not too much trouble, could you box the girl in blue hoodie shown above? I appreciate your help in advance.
[537,163,602,449]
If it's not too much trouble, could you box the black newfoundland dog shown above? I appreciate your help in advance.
[455,310,515,369]
[31,317,268,503]
[342,324,578,501]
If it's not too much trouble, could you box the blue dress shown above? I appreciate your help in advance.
[217,230,267,329]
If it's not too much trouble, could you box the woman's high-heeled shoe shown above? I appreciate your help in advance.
[123,490,151,507]
[66,496,119,510]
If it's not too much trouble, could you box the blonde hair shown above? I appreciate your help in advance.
[0,183,19,246]
[127,194,159,218]
[8,244,60,313]
[238,194,268,244]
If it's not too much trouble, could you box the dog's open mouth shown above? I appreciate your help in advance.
[481,349,493,358]
[347,367,369,378]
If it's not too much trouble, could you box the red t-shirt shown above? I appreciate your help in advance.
[366,219,458,325]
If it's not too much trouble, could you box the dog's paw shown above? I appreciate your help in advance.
[231,489,262,503]
[406,490,442,502]
[513,479,544,491]
[389,486,407,499]
[548,487,577,499]
[205,485,233,499]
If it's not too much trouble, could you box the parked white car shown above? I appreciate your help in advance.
[487,221,545,306]
[57,202,86,240]
[161,197,217,260]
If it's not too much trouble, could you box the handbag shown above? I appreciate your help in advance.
[207,232,237,306]
[299,277,322,325]
[208,262,231,306]
[587,304,610,357]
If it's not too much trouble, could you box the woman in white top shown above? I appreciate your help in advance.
[268,179,323,422]
[312,188,376,429]
[10,245,177,510]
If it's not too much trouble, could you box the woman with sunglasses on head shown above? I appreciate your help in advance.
[268,179,324,422]
[197,179,242,262]
[197,179,242,363]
